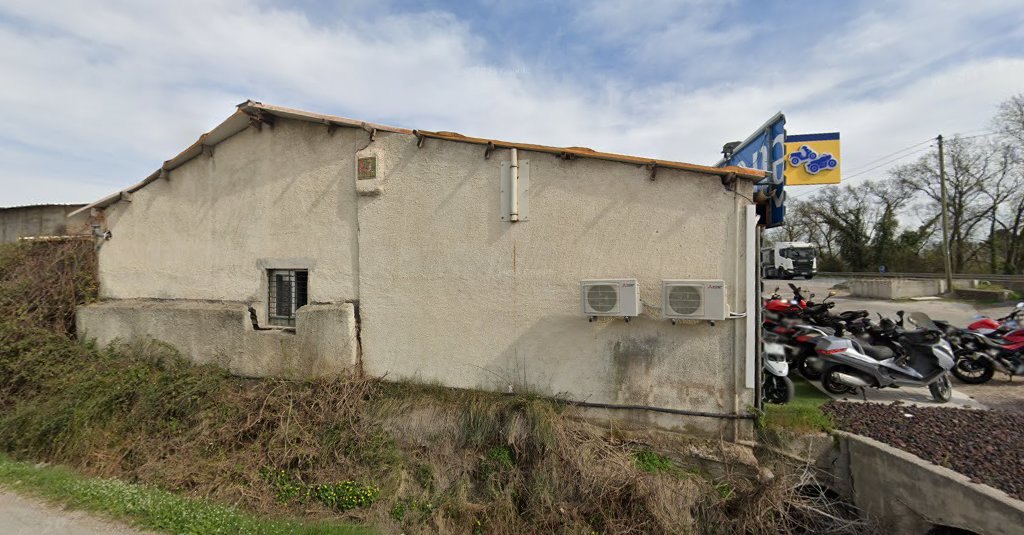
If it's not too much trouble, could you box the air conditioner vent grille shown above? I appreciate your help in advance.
[580,279,640,317]
[667,285,702,315]
[661,279,727,320]
[586,284,618,313]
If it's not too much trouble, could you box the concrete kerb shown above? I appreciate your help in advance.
[828,431,1024,535]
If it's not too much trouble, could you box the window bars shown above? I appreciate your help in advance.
[268,269,308,327]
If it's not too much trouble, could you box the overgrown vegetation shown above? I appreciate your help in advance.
[0,241,872,534]
[0,239,97,334]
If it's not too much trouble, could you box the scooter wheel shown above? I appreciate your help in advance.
[798,358,822,381]
[929,374,953,403]
[821,367,855,395]
[951,357,994,384]
[764,375,795,405]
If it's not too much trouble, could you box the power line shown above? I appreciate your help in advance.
[957,131,997,141]
[785,130,1002,201]
[844,137,934,174]
[842,144,935,182]
[789,142,936,200]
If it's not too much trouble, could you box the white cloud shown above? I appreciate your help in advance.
[0,0,1022,206]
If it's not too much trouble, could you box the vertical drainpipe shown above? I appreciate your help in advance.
[745,204,757,393]
[509,148,520,222]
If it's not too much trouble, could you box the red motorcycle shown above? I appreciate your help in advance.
[764,283,808,313]
[967,302,1023,334]
[951,303,1024,384]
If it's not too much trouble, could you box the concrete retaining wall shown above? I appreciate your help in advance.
[77,300,358,379]
[823,432,1024,535]
[849,278,947,299]
[0,204,88,243]
[954,288,1014,301]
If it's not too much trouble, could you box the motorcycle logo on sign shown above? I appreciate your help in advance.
[784,132,841,185]
[787,145,837,175]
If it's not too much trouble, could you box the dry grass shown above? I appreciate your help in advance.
[0,241,877,534]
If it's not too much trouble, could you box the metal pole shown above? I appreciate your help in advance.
[938,135,954,293]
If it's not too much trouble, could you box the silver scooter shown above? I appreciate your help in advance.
[763,341,793,404]
[809,312,955,403]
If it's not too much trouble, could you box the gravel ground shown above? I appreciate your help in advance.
[823,401,1024,501]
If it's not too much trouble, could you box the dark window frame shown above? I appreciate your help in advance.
[267,269,308,327]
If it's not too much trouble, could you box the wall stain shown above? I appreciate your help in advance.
[611,336,725,411]
[611,336,662,404]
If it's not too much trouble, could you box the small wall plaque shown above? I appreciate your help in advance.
[357,156,377,179]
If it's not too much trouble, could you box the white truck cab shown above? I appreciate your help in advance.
[761,242,817,280]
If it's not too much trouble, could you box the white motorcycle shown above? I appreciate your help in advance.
[763,341,794,404]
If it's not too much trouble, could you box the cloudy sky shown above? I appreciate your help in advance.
[2,0,1023,206]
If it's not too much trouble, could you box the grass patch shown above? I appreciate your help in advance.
[760,377,833,435]
[633,449,673,474]
[0,453,376,535]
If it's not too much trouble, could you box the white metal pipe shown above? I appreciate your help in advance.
[744,204,757,390]
[510,148,520,222]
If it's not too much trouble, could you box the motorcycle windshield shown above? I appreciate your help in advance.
[907,311,941,332]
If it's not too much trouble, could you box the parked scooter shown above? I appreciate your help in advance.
[810,312,956,403]
[762,339,794,404]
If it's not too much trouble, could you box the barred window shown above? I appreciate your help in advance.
[268,269,308,327]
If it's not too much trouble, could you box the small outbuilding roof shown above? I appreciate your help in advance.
[71,100,763,217]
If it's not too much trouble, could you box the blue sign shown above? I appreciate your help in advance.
[716,113,786,228]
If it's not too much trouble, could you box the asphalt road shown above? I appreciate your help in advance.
[0,491,150,535]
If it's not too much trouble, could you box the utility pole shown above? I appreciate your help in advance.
[938,135,954,293]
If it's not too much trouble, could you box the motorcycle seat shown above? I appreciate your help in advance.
[860,343,895,361]
[839,310,869,321]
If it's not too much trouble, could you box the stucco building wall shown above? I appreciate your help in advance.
[97,119,363,318]
[356,132,755,419]
[0,204,88,243]
[77,113,758,434]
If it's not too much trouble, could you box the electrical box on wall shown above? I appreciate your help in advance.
[661,280,727,321]
[581,279,641,318]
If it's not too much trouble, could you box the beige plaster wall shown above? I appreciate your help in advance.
[355,132,755,415]
[77,300,358,379]
[83,118,756,422]
[97,119,363,320]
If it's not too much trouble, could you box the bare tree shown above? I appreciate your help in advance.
[792,180,915,271]
[893,137,998,272]
[991,93,1024,273]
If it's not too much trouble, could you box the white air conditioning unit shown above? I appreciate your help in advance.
[661,280,727,321]
[580,279,641,318]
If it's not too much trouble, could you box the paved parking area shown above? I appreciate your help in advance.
[806,377,985,409]
[765,277,1022,412]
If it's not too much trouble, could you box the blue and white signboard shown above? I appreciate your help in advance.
[716,112,787,228]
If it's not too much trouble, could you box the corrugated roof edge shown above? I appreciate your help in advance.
[413,130,762,179]
[71,100,762,217]
[2,203,87,210]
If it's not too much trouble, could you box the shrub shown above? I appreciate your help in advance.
[0,240,96,335]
